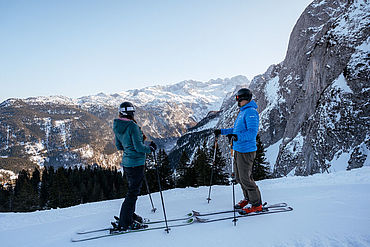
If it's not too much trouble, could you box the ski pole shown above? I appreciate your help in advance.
[207,137,218,203]
[152,151,170,233]
[143,169,157,213]
[228,135,238,226]
[142,134,157,212]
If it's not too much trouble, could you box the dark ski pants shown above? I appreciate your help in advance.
[118,165,145,229]
[234,151,262,207]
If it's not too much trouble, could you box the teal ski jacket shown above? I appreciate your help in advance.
[221,100,259,153]
[113,118,151,167]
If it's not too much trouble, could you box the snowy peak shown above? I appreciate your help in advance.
[77,75,249,122]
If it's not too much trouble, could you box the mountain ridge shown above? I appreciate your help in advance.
[0,76,249,175]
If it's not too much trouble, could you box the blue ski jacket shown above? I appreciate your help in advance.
[113,118,151,167]
[221,100,259,153]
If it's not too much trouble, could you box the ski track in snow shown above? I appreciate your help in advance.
[1,167,370,247]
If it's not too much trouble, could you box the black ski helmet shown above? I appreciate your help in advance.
[235,88,252,102]
[119,102,135,116]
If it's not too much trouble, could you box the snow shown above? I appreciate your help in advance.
[282,132,305,162]
[1,167,370,247]
[286,167,297,177]
[264,76,280,105]
[44,118,52,151]
[265,139,283,172]
[24,96,77,106]
[0,99,18,108]
[0,169,17,180]
[78,75,249,122]
[54,120,71,149]
[5,125,10,150]
[362,140,370,167]
[24,141,47,167]
[332,0,370,42]
[348,37,370,78]
[332,73,353,94]
[311,0,327,9]
[75,145,95,159]
[327,150,351,172]
[187,116,220,134]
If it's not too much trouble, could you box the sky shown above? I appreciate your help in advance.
[0,0,312,102]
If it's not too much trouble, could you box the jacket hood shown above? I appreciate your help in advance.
[113,118,133,134]
[240,100,258,110]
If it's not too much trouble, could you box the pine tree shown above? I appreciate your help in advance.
[40,167,49,208]
[192,142,212,187]
[13,170,39,212]
[0,184,11,212]
[175,151,190,188]
[114,169,127,199]
[30,168,40,195]
[49,167,77,208]
[209,144,229,185]
[157,149,175,190]
[252,135,270,181]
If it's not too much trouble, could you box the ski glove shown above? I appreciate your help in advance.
[214,129,221,137]
[149,141,157,152]
[226,134,238,143]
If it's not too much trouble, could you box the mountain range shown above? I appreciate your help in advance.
[0,76,249,176]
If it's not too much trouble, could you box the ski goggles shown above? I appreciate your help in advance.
[119,106,135,113]
[235,95,244,102]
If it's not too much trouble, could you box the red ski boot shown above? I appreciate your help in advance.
[234,199,249,209]
[240,204,263,215]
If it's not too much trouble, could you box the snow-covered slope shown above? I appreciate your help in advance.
[1,167,370,247]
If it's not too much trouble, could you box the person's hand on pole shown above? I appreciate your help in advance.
[149,141,157,152]
[226,134,238,143]
[214,129,221,137]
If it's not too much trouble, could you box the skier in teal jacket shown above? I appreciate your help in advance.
[111,102,157,232]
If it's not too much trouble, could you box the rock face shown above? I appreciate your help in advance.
[170,0,369,176]
[260,0,370,176]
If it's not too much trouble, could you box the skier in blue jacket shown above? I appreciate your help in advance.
[214,88,263,214]
[111,102,157,232]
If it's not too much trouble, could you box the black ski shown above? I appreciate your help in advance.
[194,206,293,223]
[192,202,288,217]
[71,218,195,242]
[75,203,290,237]
[76,213,195,235]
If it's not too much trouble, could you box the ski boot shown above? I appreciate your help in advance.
[110,220,148,233]
[114,213,148,224]
[234,199,249,209]
[239,204,263,215]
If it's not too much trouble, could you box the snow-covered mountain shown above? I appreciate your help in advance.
[0,76,249,174]
[1,166,370,247]
[172,0,369,176]
[78,75,248,122]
